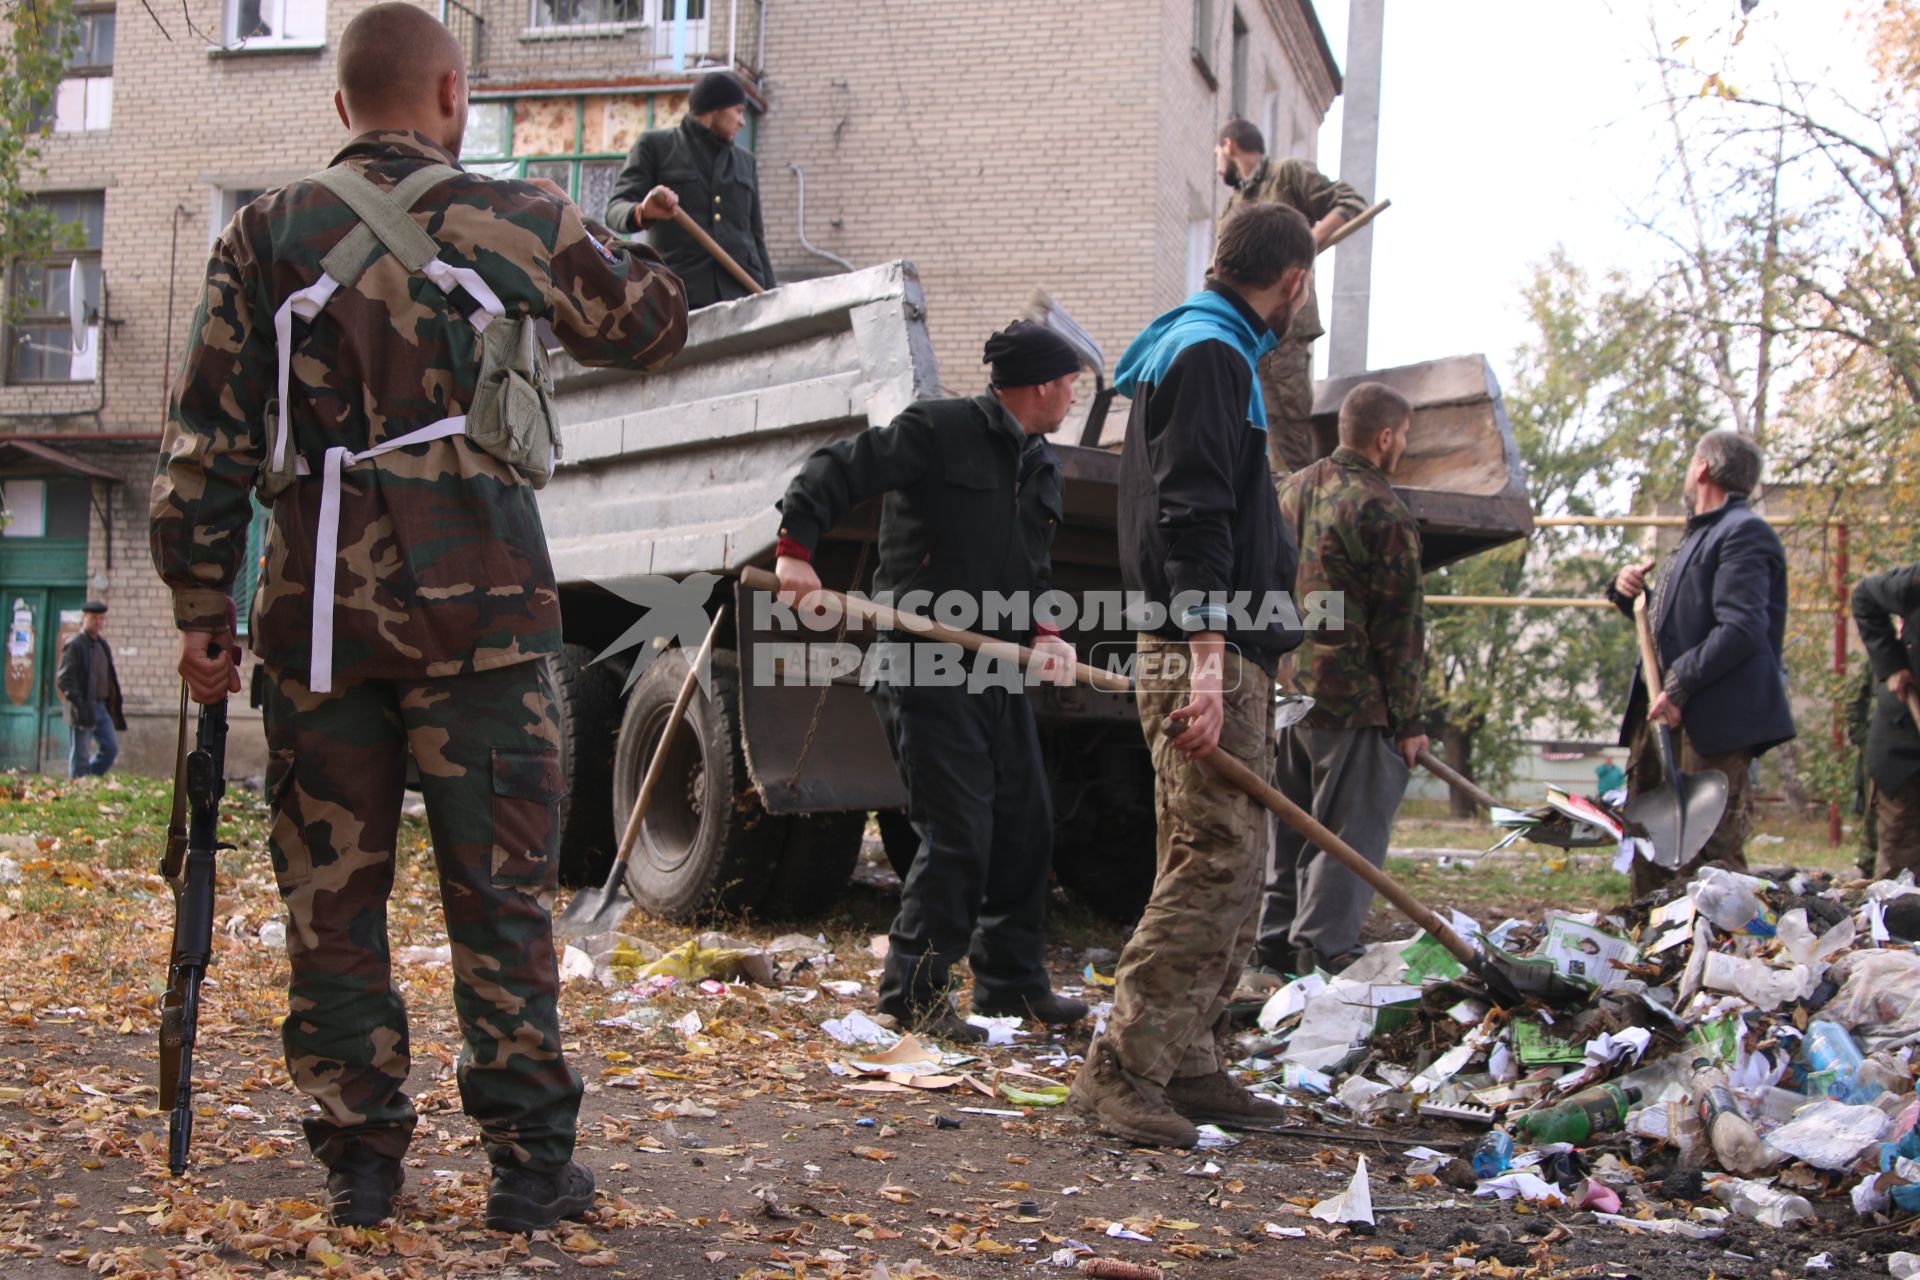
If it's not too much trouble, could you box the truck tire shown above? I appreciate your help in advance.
[612,648,784,921]
[875,809,920,880]
[760,810,866,919]
[552,643,623,887]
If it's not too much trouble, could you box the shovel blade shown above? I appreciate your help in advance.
[1623,769,1730,871]
[554,879,633,939]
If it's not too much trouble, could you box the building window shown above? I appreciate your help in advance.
[38,4,114,133]
[528,0,641,29]
[650,0,707,58]
[1186,217,1212,296]
[212,186,267,242]
[1191,0,1215,83]
[0,479,89,539]
[1260,87,1280,159]
[225,0,326,49]
[1229,11,1249,118]
[6,192,105,385]
[461,91,740,224]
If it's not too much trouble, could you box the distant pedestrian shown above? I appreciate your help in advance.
[56,601,125,778]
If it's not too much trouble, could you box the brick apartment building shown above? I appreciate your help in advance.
[0,0,1340,775]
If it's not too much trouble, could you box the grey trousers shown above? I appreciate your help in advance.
[1258,724,1410,962]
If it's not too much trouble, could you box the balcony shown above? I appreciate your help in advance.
[442,0,764,90]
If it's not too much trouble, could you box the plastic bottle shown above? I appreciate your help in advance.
[1711,1176,1815,1228]
[1693,1073,1786,1177]
[1690,867,1777,937]
[1801,1020,1885,1105]
[1464,1129,1514,1179]
[1513,1084,1641,1144]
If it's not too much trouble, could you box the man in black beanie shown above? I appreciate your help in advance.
[771,321,1089,1042]
[607,70,775,308]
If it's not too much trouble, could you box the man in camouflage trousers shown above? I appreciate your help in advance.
[1216,117,1366,478]
[1258,383,1427,976]
[151,4,687,1232]
[1071,203,1311,1148]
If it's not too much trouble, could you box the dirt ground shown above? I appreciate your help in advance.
[0,776,1913,1279]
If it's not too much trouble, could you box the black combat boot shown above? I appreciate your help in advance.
[325,1149,405,1227]
[485,1159,596,1233]
[972,990,1090,1026]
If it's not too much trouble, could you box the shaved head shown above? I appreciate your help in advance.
[337,3,465,122]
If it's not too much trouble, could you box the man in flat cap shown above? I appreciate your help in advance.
[772,321,1089,1042]
[57,600,125,778]
[607,70,775,308]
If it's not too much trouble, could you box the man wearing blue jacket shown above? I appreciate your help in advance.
[1606,429,1795,898]
[1069,202,1309,1147]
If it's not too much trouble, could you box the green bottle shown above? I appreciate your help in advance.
[1513,1083,1641,1144]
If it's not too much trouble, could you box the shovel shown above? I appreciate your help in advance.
[1621,595,1728,870]
[555,605,728,938]
[737,567,1534,1003]
[672,206,767,296]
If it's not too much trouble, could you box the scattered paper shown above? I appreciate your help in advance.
[1592,1212,1722,1240]
[1475,1172,1566,1204]
[1310,1156,1374,1226]
[1765,1099,1891,1170]
[821,1012,897,1046]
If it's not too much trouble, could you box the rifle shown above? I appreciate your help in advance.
[158,679,229,1177]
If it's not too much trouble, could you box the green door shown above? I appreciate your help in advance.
[39,589,87,770]
[0,589,47,770]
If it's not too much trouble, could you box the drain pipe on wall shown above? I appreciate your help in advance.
[788,163,855,272]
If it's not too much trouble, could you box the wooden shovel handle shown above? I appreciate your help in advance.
[610,605,728,876]
[672,206,766,295]
[1415,746,1505,813]
[1633,594,1664,699]
[1203,748,1481,970]
[1319,199,1390,254]
[737,564,1132,693]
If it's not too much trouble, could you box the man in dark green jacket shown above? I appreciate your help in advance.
[605,71,775,308]
[772,322,1086,1043]
[1854,563,1920,876]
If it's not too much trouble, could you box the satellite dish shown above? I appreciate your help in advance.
[68,259,89,355]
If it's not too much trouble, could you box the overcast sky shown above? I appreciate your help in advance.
[1312,1,1879,387]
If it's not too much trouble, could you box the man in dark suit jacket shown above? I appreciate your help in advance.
[604,71,775,309]
[56,600,126,778]
[1853,564,1920,877]
[1605,429,1795,898]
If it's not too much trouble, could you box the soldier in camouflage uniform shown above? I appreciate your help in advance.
[1216,117,1367,479]
[152,4,687,1233]
[1258,382,1426,976]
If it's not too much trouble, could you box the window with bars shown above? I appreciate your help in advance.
[6,193,105,385]
[528,0,641,29]
[461,95,681,225]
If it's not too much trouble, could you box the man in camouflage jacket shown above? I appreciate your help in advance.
[1258,382,1426,975]
[1216,117,1366,478]
[151,4,687,1234]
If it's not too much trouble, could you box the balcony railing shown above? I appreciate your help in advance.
[443,0,487,72]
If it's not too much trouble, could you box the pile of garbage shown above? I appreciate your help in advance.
[1236,867,1920,1237]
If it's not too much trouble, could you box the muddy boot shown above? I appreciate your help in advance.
[875,996,988,1044]
[325,1149,405,1227]
[1068,1038,1199,1148]
[486,1159,596,1234]
[973,991,1090,1027]
[1165,1069,1289,1129]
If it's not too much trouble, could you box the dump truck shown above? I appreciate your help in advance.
[538,261,1532,922]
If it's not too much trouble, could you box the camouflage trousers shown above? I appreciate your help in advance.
[261,658,581,1173]
[1257,338,1325,478]
[1876,774,1920,879]
[1106,635,1276,1085]
[1626,723,1752,901]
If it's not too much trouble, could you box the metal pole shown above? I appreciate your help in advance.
[1832,522,1849,847]
[1327,0,1383,378]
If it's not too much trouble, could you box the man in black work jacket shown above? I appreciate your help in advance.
[1853,562,1920,877]
[605,71,774,309]
[1606,428,1794,899]
[773,322,1089,1043]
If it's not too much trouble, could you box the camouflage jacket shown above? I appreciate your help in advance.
[1221,156,1365,343]
[1280,446,1424,733]
[151,131,688,681]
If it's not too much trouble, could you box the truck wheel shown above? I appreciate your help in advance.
[552,643,623,887]
[760,810,866,919]
[875,809,920,880]
[612,648,784,921]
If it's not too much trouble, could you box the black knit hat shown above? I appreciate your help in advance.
[82,600,108,614]
[982,321,1081,388]
[689,71,747,115]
